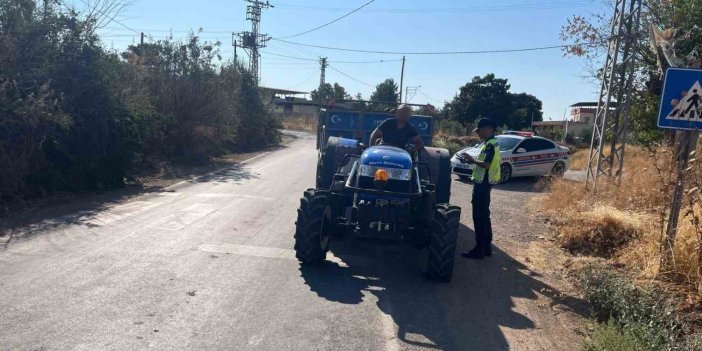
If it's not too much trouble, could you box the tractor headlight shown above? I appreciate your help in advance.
[360,165,411,180]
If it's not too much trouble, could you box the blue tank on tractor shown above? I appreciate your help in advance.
[361,145,413,168]
[294,108,461,282]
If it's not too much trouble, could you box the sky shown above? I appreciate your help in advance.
[81,0,607,120]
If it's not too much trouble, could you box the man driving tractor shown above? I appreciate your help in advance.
[370,104,425,152]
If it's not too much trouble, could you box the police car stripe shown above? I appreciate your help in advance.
[513,159,560,167]
[508,151,568,167]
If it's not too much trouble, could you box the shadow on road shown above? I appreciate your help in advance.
[299,223,587,350]
[492,177,546,193]
[0,163,259,246]
[191,163,260,184]
[456,176,552,194]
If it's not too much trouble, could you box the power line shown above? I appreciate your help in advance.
[268,38,326,57]
[277,0,376,39]
[327,65,374,87]
[261,52,318,61]
[261,51,401,64]
[274,0,597,14]
[286,71,318,90]
[417,90,443,105]
[272,38,584,55]
[103,27,233,34]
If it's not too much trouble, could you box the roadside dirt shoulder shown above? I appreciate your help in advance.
[451,177,590,350]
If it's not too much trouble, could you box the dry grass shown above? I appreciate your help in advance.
[570,149,589,170]
[537,143,702,294]
[558,205,644,258]
[281,115,316,132]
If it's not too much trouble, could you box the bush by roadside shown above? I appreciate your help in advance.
[574,265,701,351]
[0,1,279,203]
[537,141,702,350]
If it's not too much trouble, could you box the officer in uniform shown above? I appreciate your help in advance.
[457,118,501,259]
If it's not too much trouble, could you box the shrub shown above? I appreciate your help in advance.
[575,266,689,351]
[583,322,649,351]
[0,2,279,199]
[437,119,465,136]
[433,137,462,156]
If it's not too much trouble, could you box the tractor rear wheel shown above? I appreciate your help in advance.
[294,189,329,264]
[426,204,461,282]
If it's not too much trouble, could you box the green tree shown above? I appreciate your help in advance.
[371,79,399,103]
[350,92,367,111]
[445,74,542,129]
[449,73,511,125]
[311,82,350,102]
[628,91,664,146]
[447,74,512,126]
[560,0,702,144]
[0,0,279,199]
[508,93,543,128]
[332,83,351,100]
[310,83,332,102]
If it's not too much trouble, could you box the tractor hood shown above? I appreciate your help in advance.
[360,146,413,169]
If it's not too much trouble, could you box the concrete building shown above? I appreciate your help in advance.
[531,102,597,145]
[570,102,598,123]
[259,87,319,119]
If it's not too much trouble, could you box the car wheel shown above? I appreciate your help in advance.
[499,163,512,183]
[551,161,566,177]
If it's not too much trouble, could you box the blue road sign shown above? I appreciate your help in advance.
[658,67,702,130]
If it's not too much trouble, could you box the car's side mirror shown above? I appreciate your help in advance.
[515,147,527,154]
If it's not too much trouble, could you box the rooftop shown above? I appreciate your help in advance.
[570,101,619,108]
[259,86,308,95]
[532,121,567,126]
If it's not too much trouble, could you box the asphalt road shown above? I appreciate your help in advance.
[0,132,584,351]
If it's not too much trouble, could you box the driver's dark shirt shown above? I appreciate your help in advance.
[377,118,418,148]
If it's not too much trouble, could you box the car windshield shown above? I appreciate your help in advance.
[496,136,521,151]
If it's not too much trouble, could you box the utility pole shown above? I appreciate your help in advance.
[318,57,328,105]
[233,0,273,84]
[140,32,144,45]
[585,0,643,192]
[399,56,406,104]
[664,130,699,269]
[405,85,420,103]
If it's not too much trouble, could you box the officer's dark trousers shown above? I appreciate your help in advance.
[471,182,493,253]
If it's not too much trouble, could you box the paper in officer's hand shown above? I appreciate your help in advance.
[458,152,474,164]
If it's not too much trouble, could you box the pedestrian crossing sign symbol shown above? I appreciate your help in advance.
[658,68,702,130]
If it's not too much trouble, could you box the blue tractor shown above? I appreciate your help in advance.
[295,108,461,281]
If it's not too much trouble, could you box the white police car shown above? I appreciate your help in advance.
[450,131,570,183]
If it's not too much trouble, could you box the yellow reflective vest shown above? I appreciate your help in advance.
[471,137,502,184]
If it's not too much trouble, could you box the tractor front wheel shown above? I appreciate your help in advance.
[426,204,461,282]
[294,189,329,264]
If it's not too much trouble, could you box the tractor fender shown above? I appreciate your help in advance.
[317,137,359,190]
[418,147,452,204]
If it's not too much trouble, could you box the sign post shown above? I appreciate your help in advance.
[657,67,702,270]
